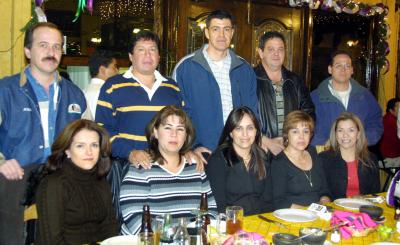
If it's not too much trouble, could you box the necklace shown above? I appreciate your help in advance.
[303,170,313,187]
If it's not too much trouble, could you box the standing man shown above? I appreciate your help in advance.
[85,49,119,119]
[96,30,183,163]
[0,22,90,245]
[173,10,258,158]
[311,50,383,146]
[255,31,314,155]
[95,31,183,219]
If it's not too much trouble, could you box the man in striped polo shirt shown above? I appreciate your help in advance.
[96,31,183,220]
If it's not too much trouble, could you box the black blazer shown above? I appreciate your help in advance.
[205,148,274,215]
[319,150,380,200]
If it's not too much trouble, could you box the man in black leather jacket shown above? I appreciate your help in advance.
[255,31,315,155]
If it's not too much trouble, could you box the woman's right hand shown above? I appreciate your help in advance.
[129,150,152,169]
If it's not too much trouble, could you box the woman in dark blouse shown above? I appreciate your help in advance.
[206,106,273,215]
[319,112,380,200]
[36,120,118,244]
[271,111,330,209]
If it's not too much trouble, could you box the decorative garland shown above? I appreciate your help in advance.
[289,0,390,73]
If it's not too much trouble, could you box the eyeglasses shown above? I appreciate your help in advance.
[333,63,352,71]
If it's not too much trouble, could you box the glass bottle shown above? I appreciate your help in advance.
[139,205,153,244]
[194,212,208,245]
[160,214,174,244]
[173,218,190,245]
[200,193,210,233]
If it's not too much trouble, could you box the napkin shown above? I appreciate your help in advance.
[331,210,377,239]
[222,230,268,245]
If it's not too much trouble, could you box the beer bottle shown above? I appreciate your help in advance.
[200,193,210,233]
[140,205,153,235]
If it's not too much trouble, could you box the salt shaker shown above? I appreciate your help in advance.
[330,229,341,243]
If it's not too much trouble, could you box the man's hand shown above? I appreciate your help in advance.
[129,150,152,169]
[261,136,285,155]
[0,159,24,180]
[193,147,212,164]
[184,150,208,172]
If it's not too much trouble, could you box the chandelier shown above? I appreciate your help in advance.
[99,0,154,20]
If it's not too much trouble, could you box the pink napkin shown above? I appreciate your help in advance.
[331,210,377,239]
[222,230,268,245]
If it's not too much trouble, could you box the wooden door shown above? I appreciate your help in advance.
[157,0,308,80]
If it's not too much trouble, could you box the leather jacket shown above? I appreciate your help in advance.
[254,64,315,138]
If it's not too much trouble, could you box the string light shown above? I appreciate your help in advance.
[98,0,154,20]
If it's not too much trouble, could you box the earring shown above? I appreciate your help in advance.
[66,154,71,158]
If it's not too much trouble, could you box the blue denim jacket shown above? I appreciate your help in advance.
[0,67,88,166]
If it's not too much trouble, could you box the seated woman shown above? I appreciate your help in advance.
[36,119,118,244]
[319,112,380,200]
[120,105,217,235]
[271,111,330,209]
[206,106,273,215]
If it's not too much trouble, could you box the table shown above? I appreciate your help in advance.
[243,195,400,244]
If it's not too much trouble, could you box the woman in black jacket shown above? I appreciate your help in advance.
[319,112,380,200]
[205,107,273,215]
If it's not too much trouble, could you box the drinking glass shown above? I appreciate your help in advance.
[225,206,243,235]
[152,215,164,245]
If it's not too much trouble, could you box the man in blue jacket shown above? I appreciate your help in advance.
[311,50,383,146]
[173,10,258,160]
[0,22,90,245]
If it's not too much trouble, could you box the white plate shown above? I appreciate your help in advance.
[333,198,373,210]
[101,235,139,245]
[272,209,317,222]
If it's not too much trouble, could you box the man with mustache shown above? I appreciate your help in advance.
[0,22,90,245]
[173,10,258,160]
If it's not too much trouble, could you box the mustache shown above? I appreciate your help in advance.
[42,56,58,62]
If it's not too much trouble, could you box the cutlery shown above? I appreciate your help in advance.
[294,221,349,241]
[257,215,288,229]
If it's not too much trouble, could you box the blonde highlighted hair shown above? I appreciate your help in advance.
[327,112,372,167]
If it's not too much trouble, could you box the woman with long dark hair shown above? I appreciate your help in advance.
[320,112,380,200]
[206,106,273,215]
[36,119,118,244]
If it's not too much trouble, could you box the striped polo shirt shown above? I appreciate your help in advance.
[120,161,218,235]
[95,69,183,158]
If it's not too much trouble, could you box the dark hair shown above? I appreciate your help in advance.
[46,119,111,178]
[129,30,160,53]
[386,97,400,113]
[88,49,116,77]
[282,111,314,147]
[329,50,352,66]
[327,112,373,168]
[146,105,195,165]
[258,31,286,50]
[24,22,62,49]
[206,10,235,28]
[218,107,266,180]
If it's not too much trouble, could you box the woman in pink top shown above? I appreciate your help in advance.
[319,112,380,200]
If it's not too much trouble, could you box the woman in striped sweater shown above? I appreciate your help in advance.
[119,105,217,235]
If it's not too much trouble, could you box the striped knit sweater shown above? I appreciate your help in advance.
[120,161,217,235]
[95,70,183,158]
